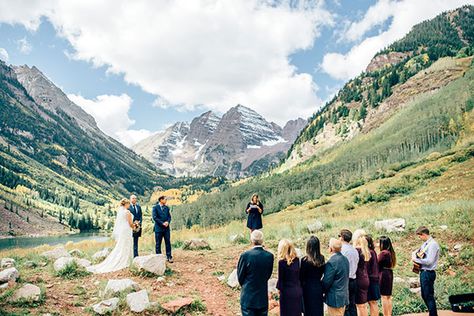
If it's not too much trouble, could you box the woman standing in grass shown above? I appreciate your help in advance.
[277,239,303,316]
[245,194,264,232]
[354,231,370,316]
[300,236,325,316]
[366,235,381,316]
[379,236,396,316]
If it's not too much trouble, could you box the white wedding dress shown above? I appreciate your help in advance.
[87,206,133,274]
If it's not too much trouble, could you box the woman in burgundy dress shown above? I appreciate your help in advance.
[277,239,303,316]
[379,236,396,316]
[300,236,325,316]
[366,235,381,316]
[354,233,370,316]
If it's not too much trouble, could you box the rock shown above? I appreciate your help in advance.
[126,289,150,312]
[229,234,247,244]
[132,254,166,276]
[0,283,9,289]
[1,258,15,269]
[183,239,211,250]
[227,269,239,288]
[105,279,139,296]
[9,283,41,302]
[92,297,120,315]
[0,267,19,283]
[197,268,203,274]
[268,278,278,293]
[394,277,405,283]
[307,221,324,233]
[53,257,91,272]
[439,225,448,230]
[92,248,110,261]
[409,287,421,295]
[69,249,84,257]
[23,261,37,268]
[162,297,195,313]
[157,277,165,282]
[41,246,71,260]
[454,243,463,251]
[374,218,406,232]
[217,275,226,282]
[408,277,420,288]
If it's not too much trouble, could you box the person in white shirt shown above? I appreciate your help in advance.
[339,229,359,316]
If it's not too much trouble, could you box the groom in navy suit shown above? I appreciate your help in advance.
[152,196,173,263]
[129,195,142,258]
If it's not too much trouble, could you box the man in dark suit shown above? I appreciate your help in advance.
[129,194,142,258]
[152,196,173,263]
[237,230,274,316]
[323,238,350,316]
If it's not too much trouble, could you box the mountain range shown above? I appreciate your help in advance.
[133,105,307,178]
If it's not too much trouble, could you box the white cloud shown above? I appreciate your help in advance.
[0,48,8,62]
[17,37,32,54]
[0,0,334,125]
[67,93,153,147]
[321,0,474,80]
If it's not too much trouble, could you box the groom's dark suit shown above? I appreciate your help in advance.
[129,203,142,257]
[152,203,172,260]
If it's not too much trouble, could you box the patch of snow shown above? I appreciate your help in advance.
[262,136,287,147]
[247,145,261,149]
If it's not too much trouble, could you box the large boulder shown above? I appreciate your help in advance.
[374,218,406,232]
[105,279,139,296]
[53,257,91,272]
[162,297,194,313]
[92,298,120,315]
[0,267,19,283]
[307,221,324,233]
[126,289,150,312]
[227,269,239,288]
[41,247,71,260]
[183,239,211,250]
[92,248,110,261]
[9,283,41,303]
[1,258,15,269]
[132,254,166,276]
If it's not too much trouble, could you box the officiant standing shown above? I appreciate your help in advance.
[246,194,264,232]
[129,195,142,258]
[152,196,173,263]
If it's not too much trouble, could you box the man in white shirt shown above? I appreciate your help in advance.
[339,229,359,316]
[412,226,440,316]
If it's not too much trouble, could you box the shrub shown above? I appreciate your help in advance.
[55,261,90,280]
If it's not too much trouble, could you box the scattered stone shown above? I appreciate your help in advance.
[92,248,110,261]
[39,261,48,267]
[0,283,9,289]
[41,247,71,260]
[229,234,247,244]
[0,267,19,283]
[132,254,166,276]
[69,249,84,257]
[157,277,165,282]
[1,258,15,269]
[439,225,448,230]
[162,297,195,313]
[268,278,278,293]
[197,268,203,274]
[227,269,239,288]
[105,279,139,296]
[409,287,421,295]
[126,289,150,312]
[408,277,421,288]
[53,257,91,272]
[183,239,211,250]
[92,297,120,315]
[374,218,406,232]
[454,243,463,251]
[23,261,37,269]
[217,275,226,282]
[9,283,41,302]
[307,221,324,233]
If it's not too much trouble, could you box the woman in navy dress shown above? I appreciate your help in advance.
[354,233,370,316]
[246,194,264,232]
[366,235,381,316]
[277,239,303,316]
[379,236,396,316]
[300,236,325,316]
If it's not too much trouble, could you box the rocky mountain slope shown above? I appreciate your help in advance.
[133,105,306,178]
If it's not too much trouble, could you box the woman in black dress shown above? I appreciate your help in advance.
[246,194,264,232]
[366,235,381,316]
[354,233,370,316]
[300,236,325,316]
[379,236,396,316]
[277,239,303,316]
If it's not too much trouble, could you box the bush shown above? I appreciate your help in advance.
[55,261,90,280]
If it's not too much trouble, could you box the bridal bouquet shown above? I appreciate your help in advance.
[132,220,141,233]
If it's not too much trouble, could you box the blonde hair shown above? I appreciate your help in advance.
[354,235,371,262]
[352,229,367,245]
[120,198,130,207]
[278,239,297,265]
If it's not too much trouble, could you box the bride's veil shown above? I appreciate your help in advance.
[112,206,128,240]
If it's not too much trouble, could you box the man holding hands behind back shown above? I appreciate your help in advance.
[152,196,173,263]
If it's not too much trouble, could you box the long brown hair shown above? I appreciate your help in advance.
[379,236,396,268]
[305,236,325,267]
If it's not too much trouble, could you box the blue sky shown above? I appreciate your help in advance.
[1,0,472,146]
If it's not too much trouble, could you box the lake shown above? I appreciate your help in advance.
[0,232,110,251]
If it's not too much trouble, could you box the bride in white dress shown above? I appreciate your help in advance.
[87,198,134,274]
